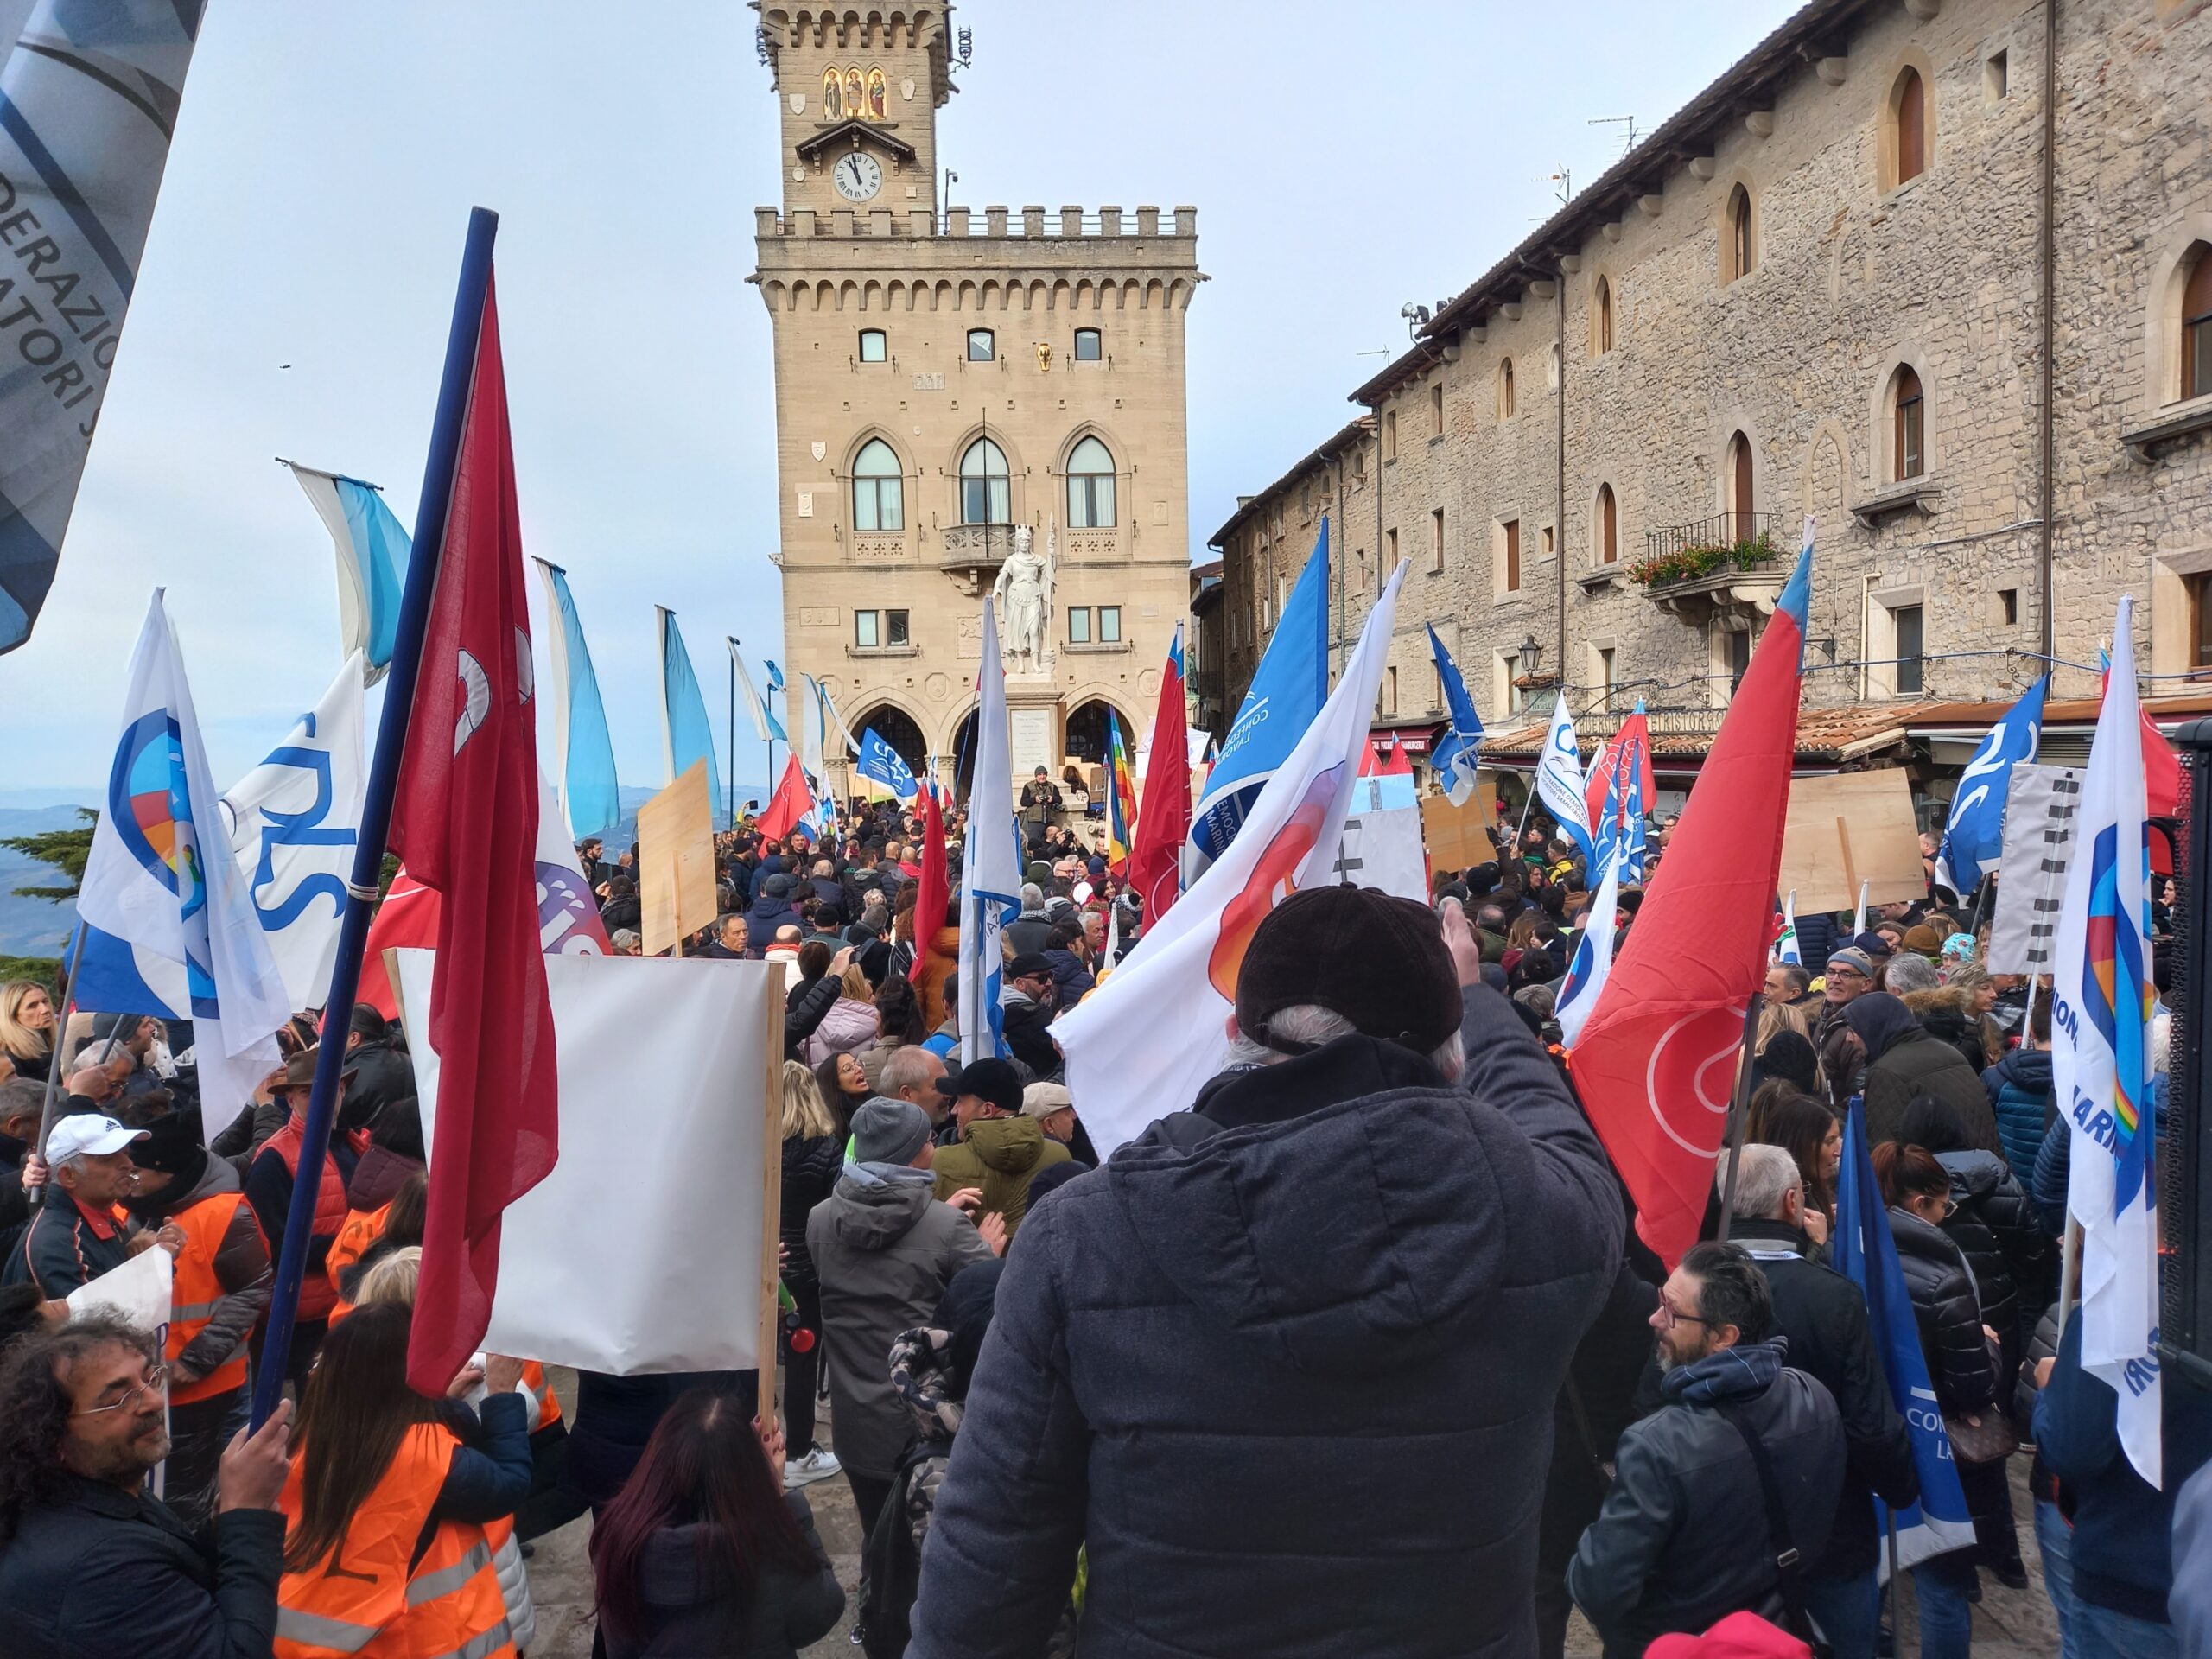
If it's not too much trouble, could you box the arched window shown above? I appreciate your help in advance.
[2184,245,2212,401]
[1073,327,1103,361]
[967,328,995,362]
[958,436,1010,524]
[1597,484,1618,564]
[1065,435,1116,527]
[1593,278,1614,354]
[1893,365,1926,480]
[1498,358,1516,419]
[1893,67,1927,186]
[1727,432,1755,536]
[1726,185,1755,282]
[857,328,887,362]
[851,439,903,532]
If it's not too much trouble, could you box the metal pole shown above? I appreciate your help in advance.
[2037,0,2058,668]
[29,924,91,1211]
[726,646,736,828]
[251,207,497,1429]
[1713,995,1764,1243]
[1885,1510,1904,1635]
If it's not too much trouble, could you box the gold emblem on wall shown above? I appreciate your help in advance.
[1035,342,1054,372]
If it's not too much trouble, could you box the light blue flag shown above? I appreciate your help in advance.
[289,465,411,684]
[1426,625,1485,806]
[533,560,620,837]
[728,639,786,743]
[1936,675,2046,898]
[764,658,785,693]
[1831,1101,1978,1576]
[856,728,918,801]
[0,0,207,653]
[75,592,292,1126]
[656,607,723,823]
[1187,518,1330,877]
[1535,696,1595,863]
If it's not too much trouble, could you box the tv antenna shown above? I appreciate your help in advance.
[1590,115,1639,156]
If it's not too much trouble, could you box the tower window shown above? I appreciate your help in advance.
[1099,606,1122,643]
[1430,381,1445,436]
[1726,432,1755,536]
[967,328,995,362]
[1430,507,1445,572]
[1985,50,2009,102]
[1725,185,1755,283]
[2183,245,2212,402]
[958,436,1010,524]
[1383,409,1398,461]
[1593,277,1614,354]
[1385,666,1399,716]
[850,438,904,531]
[1891,67,1928,188]
[1893,365,1926,480]
[1066,435,1116,528]
[1500,519,1521,594]
[1073,327,1102,361]
[1068,607,1090,644]
[1385,527,1398,575]
[1499,359,1516,419]
[2189,574,2212,675]
[858,328,887,363]
[1999,588,2018,626]
[1597,483,1618,564]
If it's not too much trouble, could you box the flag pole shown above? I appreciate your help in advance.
[726,644,736,828]
[1712,994,1764,1243]
[29,923,92,1211]
[251,207,498,1430]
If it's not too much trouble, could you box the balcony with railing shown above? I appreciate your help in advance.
[939,522,1020,591]
[1630,512,1789,623]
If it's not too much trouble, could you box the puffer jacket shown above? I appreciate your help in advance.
[1859,1027,2000,1153]
[599,1497,845,1658]
[1902,986,1991,1074]
[928,1116,1071,1238]
[1887,1205,1999,1415]
[803,995,878,1066]
[1041,946,1095,1005]
[1815,1002,1866,1116]
[779,1133,844,1290]
[1934,1149,2053,1376]
[1983,1046,2055,1176]
[1569,1339,1846,1658]
[908,984,1624,1659]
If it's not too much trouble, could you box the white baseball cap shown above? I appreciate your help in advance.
[45,1114,148,1164]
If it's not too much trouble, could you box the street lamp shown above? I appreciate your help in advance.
[1518,632,1543,680]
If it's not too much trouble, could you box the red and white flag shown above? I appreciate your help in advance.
[1128,625,1190,923]
[389,270,559,1397]
[756,753,817,843]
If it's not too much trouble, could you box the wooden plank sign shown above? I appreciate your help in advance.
[638,760,718,957]
[1421,785,1497,873]
[1777,769,1925,915]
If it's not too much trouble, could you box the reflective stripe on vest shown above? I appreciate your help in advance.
[167,1192,249,1405]
[406,1540,493,1607]
[274,1607,378,1654]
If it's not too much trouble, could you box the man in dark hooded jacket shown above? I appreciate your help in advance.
[908,887,1624,1659]
[1844,991,1999,1152]
[745,871,804,939]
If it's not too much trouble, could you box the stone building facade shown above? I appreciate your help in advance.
[1214,0,2212,772]
[753,3,1201,795]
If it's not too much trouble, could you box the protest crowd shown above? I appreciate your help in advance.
[1,762,2208,1659]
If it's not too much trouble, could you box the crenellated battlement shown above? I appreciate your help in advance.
[753,204,1199,242]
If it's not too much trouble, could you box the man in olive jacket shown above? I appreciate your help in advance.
[909,888,1624,1659]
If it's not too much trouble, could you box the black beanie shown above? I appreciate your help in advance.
[126,1112,207,1205]
[1234,886,1461,1055]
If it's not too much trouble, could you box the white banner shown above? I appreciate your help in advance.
[1335,802,1427,900]
[1986,763,2083,974]
[67,1243,172,1334]
[398,950,771,1374]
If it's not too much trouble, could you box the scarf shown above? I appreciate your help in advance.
[1659,1334,1789,1407]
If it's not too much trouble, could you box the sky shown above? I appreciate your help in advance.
[0,0,1795,798]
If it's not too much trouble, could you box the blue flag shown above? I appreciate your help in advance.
[1187,518,1330,877]
[534,560,620,837]
[855,727,918,801]
[763,658,785,693]
[1427,626,1485,806]
[1831,1100,1977,1577]
[1936,676,2045,897]
[289,465,412,685]
[656,607,723,825]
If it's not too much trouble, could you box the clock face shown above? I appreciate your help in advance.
[831,152,883,202]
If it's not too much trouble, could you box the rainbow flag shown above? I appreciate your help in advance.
[1106,709,1137,874]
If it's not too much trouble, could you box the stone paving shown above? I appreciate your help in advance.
[521,1368,2061,1658]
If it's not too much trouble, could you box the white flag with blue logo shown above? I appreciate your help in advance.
[2052,597,2161,1486]
[1535,696,1593,862]
[1554,852,1619,1048]
[959,604,1020,1065]
[75,594,291,1132]
[855,728,918,802]
[1936,676,2045,898]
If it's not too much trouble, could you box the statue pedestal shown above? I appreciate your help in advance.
[1004,687,1062,784]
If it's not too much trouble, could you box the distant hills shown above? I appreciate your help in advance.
[0,804,84,958]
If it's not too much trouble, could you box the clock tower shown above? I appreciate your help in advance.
[760,2,950,220]
[751,3,1203,803]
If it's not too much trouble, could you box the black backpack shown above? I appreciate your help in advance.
[853,1435,950,1659]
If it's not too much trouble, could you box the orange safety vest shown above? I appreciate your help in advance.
[275,1422,516,1659]
[325,1203,391,1297]
[517,1360,562,1432]
[166,1192,249,1405]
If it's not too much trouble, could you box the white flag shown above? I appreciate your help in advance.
[1055,566,1409,1156]
[1775,890,1801,967]
[218,655,366,1011]
[1535,695,1592,862]
[2051,594,2161,1486]
[1555,854,1621,1048]
[958,604,1020,1066]
[76,594,290,1132]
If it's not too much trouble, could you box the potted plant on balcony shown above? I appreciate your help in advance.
[1627,527,1776,588]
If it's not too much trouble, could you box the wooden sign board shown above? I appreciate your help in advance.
[1421,785,1497,873]
[638,760,718,957]
[1777,768,1925,915]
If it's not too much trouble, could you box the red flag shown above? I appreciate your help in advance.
[909,780,949,998]
[357,871,437,1019]
[1128,626,1190,922]
[1568,543,1813,1268]
[756,754,816,842]
[1584,709,1655,836]
[388,273,558,1397]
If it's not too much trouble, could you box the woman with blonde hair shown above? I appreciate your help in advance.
[0,981,55,1083]
[803,963,878,1066]
[779,1058,844,1491]
[354,1245,423,1309]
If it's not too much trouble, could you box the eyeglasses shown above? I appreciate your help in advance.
[1654,1297,1713,1330]
[73,1365,169,1418]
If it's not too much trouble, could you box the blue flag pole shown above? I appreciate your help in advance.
[251,207,499,1428]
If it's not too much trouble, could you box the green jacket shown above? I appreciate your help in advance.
[930,1116,1071,1237]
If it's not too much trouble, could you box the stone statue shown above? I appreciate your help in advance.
[993,522,1054,669]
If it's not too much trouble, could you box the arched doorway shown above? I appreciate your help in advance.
[1064,698,1128,766]
[851,702,927,780]
[950,708,979,800]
